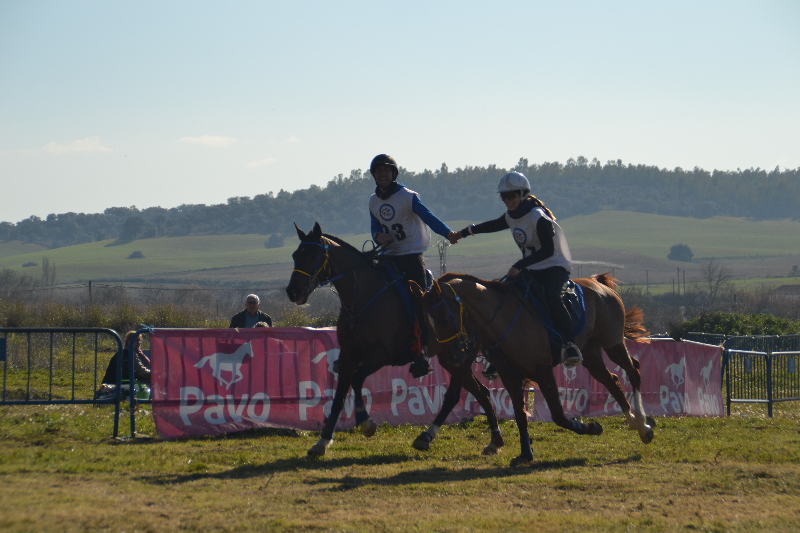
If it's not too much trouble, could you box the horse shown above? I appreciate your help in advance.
[285,222,504,457]
[422,272,654,466]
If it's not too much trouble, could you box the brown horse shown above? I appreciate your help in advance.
[422,272,654,466]
[285,223,504,456]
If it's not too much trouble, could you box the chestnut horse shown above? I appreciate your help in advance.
[285,223,504,457]
[422,272,654,466]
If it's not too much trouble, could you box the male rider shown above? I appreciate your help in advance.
[368,154,460,377]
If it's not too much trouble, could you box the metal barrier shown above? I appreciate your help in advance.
[723,348,800,416]
[0,328,131,437]
[687,333,800,351]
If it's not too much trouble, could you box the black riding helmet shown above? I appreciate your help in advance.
[370,154,398,181]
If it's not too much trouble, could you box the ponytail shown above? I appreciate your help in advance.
[525,194,556,220]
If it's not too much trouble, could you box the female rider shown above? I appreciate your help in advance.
[451,171,582,368]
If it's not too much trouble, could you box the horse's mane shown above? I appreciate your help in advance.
[321,233,382,266]
[438,272,509,292]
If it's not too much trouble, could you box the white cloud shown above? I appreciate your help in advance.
[42,137,113,154]
[246,158,277,168]
[178,135,237,147]
[286,136,299,143]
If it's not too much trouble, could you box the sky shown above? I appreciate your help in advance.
[1,1,798,224]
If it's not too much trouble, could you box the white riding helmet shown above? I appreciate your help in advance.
[497,171,530,196]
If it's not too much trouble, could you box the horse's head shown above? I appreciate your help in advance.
[422,278,477,366]
[286,222,329,305]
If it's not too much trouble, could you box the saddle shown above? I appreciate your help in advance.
[513,272,586,366]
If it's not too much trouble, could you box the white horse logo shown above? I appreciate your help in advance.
[700,360,714,388]
[194,341,254,389]
[664,357,686,387]
[562,364,577,383]
[312,348,341,377]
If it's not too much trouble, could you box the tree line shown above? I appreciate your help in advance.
[2,157,798,249]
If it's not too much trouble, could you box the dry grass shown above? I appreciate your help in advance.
[1,403,799,532]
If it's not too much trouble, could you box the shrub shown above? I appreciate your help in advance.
[127,251,145,259]
[265,233,285,249]
[668,244,693,262]
[22,261,38,267]
[669,312,800,339]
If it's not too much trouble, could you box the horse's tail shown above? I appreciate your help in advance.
[624,305,650,339]
[593,272,619,291]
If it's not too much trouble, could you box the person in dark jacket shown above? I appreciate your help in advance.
[101,330,151,386]
[230,294,273,328]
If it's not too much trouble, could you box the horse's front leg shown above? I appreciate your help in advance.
[413,359,469,451]
[499,373,534,467]
[462,366,504,455]
[308,369,352,457]
[351,359,384,438]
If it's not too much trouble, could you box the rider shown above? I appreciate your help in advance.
[369,154,461,377]
[450,171,583,368]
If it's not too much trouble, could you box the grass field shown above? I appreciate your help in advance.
[2,212,800,286]
[1,402,799,532]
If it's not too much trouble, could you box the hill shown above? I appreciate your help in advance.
[2,212,799,290]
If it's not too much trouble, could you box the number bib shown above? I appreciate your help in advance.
[369,186,431,255]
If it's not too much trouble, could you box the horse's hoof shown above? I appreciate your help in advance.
[589,422,604,436]
[308,438,332,456]
[359,418,377,438]
[482,443,500,455]
[412,431,433,451]
[640,427,655,445]
[510,455,534,467]
[646,416,657,428]
[490,431,505,449]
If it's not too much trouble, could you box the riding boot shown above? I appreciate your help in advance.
[410,345,432,378]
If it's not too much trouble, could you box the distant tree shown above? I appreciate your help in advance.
[265,233,285,249]
[41,256,56,286]
[127,251,145,259]
[95,230,107,241]
[668,244,693,262]
[119,217,146,242]
[701,259,733,302]
[22,261,38,267]
[792,265,799,277]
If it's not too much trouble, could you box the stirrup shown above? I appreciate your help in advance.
[481,363,499,381]
[561,343,583,368]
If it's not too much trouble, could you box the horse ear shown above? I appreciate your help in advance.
[312,222,322,239]
[294,223,306,240]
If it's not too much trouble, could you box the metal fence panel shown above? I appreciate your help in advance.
[0,328,126,437]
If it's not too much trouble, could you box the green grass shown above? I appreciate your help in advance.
[1,403,799,531]
[2,212,800,284]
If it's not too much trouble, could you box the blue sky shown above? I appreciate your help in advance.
[1,1,798,224]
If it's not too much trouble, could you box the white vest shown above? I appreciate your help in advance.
[503,206,572,271]
[369,186,431,255]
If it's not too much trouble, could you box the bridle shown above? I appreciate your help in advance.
[292,240,334,296]
[427,281,477,361]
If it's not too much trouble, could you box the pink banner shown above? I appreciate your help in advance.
[150,329,722,440]
[534,339,724,421]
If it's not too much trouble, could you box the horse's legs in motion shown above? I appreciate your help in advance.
[582,339,653,444]
[351,359,384,438]
[604,342,654,444]
[501,374,534,467]
[413,362,504,454]
[308,356,355,456]
[531,365,604,437]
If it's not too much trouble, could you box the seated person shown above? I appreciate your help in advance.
[230,294,273,328]
[100,330,152,387]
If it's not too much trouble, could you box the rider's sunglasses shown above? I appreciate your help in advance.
[499,191,519,201]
